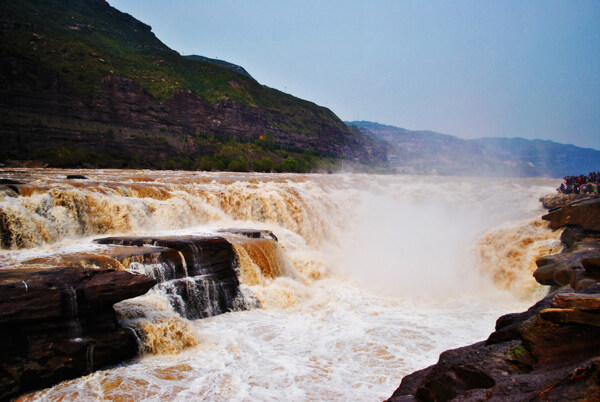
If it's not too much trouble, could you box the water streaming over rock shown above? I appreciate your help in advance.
[0,169,561,400]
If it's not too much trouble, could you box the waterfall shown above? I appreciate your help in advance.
[2,169,565,400]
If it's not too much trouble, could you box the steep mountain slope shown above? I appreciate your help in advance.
[184,55,253,79]
[348,121,599,177]
[0,0,384,169]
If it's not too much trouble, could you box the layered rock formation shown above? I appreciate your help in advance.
[0,267,155,400]
[388,197,600,401]
[94,235,247,319]
[1,228,279,399]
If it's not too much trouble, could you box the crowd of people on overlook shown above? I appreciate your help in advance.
[558,171,600,194]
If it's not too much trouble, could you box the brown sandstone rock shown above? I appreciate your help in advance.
[539,194,597,210]
[551,293,600,310]
[533,241,600,291]
[539,308,600,327]
[0,267,155,400]
[542,198,600,231]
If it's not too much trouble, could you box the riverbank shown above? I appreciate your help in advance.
[387,195,600,401]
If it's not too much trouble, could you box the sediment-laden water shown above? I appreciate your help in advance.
[0,169,561,400]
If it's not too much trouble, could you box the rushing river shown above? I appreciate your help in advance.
[0,169,562,401]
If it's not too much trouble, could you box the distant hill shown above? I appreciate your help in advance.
[0,0,385,170]
[347,121,600,177]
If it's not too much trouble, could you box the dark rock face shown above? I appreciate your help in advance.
[388,195,600,401]
[94,235,253,319]
[0,267,156,400]
[1,230,277,399]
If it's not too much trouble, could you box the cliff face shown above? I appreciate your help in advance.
[0,0,384,167]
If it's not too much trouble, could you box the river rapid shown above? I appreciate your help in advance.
[0,169,562,401]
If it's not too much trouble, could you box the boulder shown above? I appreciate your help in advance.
[0,267,155,400]
[551,293,600,310]
[533,242,600,291]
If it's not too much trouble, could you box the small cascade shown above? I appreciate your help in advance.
[65,287,83,336]
[475,219,563,299]
[86,344,95,374]
[95,235,255,322]
[178,251,189,277]
[228,235,300,282]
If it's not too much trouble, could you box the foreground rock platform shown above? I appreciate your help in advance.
[1,228,278,400]
[388,195,600,401]
[0,267,155,400]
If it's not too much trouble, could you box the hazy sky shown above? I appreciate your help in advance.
[108,0,600,150]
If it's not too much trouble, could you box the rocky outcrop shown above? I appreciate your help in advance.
[94,229,279,318]
[0,228,279,399]
[539,194,597,210]
[542,198,600,232]
[94,235,243,319]
[388,195,600,401]
[0,267,155,400]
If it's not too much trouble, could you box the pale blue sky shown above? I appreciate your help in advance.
[108,0,600,149]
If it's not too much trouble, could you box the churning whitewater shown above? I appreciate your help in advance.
[0,169,561,401]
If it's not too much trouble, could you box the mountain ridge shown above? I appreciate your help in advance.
[347,120,600,177]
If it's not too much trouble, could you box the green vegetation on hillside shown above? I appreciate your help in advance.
[0,0,346,134]
[20,135,342,173]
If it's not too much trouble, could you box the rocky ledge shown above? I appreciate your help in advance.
[0,228,278,400]
[388,197,600,401]
[0,267,156,400]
